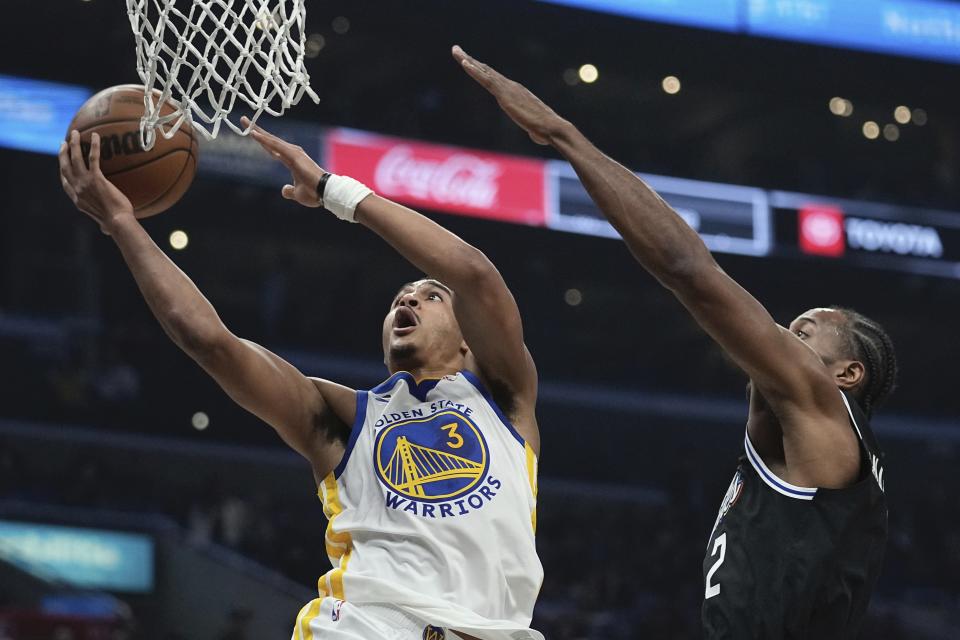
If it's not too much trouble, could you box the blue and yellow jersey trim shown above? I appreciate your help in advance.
[370,371,444,402]
[318,472,353,600]
[293,598,322,640]
[525,442,538,533]
[333,390,369,480]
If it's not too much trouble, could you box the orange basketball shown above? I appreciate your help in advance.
[67,85,199,218]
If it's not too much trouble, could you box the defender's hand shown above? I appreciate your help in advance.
[452,45,570,146]
[59,130,136,235]
[242,116,325,208]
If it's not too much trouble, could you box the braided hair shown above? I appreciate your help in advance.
[830,307,898,418]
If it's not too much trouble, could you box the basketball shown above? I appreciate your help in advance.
[66,85,198,218]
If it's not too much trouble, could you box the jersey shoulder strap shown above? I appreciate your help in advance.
[839,390,886,492]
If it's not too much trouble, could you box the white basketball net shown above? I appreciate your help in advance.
[126,0,319,150]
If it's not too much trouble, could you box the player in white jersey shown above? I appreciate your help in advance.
[58,123,543,639]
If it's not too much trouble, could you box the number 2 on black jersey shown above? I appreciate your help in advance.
[705,533,727,599]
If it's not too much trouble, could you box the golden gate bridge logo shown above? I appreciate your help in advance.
[375,411,488,502]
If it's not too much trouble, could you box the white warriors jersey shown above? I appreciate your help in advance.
[315,370,544,640]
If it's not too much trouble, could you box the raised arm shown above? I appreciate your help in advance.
[242,119,539,450]
[58,131,354,481]
[452,48,847,436]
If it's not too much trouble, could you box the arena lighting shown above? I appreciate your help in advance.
[883,124,900,142]
[563,68,580,86]
[332,16,350,35]
[169,230,189,250]
[564,288,583,306]
[191,411,210,431]
[662,75,681,94]
[305,34,325,58]
[862,121,880,140]
[829,97,854,117]
[912,108,928,126]
[578,64,599,83]
[894,106,911,124]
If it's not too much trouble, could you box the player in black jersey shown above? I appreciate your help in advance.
[454,47,897,639]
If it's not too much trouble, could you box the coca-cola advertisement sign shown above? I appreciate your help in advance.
[327,129,547,225]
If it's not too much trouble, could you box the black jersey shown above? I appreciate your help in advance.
[702,391,887,640]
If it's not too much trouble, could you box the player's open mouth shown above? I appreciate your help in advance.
[393,306,419,335]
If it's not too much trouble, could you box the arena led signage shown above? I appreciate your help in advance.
[5,84,957,279]
[548,161,773,257]
[326,128,548,226]
[539,0,960,64]
[536,0,740,31]
[0,75,91,154]
[747,0,960,64]
[0,520,155,593]
[774,191,960,279]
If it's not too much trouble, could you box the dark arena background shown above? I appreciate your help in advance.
[2,1,960,638]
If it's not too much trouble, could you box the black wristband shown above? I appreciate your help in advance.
[316,172,332,206]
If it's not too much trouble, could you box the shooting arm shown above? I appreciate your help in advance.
[58,131,351,478]
[107,217,352,474]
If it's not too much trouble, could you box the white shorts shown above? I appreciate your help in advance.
[291,598,467,640]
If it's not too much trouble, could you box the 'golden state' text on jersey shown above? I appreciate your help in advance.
[300,371,543,640]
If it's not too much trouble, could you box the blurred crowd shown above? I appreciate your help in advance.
[2,430,959,639]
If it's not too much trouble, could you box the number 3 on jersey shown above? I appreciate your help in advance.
[441,423,464,449]
[705,533,727,599]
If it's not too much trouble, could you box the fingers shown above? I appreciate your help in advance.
[281,184,295,200]
[68,130,87,176]
[58,142,81,205]
[89,132,102,175]
[58,141,75,184]
[246,126,295,168]
[452,45,499,90]
[60,169,78,204]
[242,115,286,148]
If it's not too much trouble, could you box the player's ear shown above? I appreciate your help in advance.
[835,359,865,390]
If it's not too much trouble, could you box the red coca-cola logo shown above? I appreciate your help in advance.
[328,130,546,225]
[374,145,501,209]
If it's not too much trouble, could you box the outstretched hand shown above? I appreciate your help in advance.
[58,130,135,234]
[452,45,570,146]
[242,116,326,208]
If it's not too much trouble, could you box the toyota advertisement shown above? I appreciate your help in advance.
[774,190,960,279]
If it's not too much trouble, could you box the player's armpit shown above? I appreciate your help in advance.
[192,335,356,478]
